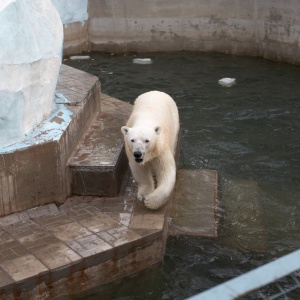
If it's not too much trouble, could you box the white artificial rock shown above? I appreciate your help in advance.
[51,0,88,24]
[0,0,63,148]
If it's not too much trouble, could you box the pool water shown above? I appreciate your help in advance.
[65,52,300,299]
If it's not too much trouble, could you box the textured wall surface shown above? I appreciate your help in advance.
[87,0,300,64]
[57,0,300,65]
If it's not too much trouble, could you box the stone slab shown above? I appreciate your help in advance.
[130,214,165,231]
[67,234,112,258]
[0,254,48,282]
[0,268,14,288]
[97,226,141,247]
[32,242,81,270]
[169,169,218,237]
[0,240,29,264]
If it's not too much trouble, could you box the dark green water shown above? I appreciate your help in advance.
[64,52,300,299]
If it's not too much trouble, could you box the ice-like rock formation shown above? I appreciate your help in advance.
[51,0,88,24]
[0,0,63,148]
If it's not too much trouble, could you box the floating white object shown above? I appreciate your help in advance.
[133,58,153,64]
[69,55,90,60]
[218,77,236,87]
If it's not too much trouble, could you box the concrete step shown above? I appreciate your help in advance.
[68,94,132,197]
[169,169,219,237]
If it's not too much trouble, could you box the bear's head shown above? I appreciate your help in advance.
[121,125,161,164]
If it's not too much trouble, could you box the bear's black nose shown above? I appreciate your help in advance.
[133,151,142,158]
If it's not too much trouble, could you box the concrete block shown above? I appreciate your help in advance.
[169,169,218,237]
[69,95,132,197]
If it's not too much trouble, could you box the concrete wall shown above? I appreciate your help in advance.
[88,0,300,64]
[59,0,300,65]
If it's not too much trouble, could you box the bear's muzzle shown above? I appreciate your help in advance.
[134,151,143,163]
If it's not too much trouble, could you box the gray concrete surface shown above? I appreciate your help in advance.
[69,95,131,196]
[170,169,218,237]
[63,1,300,65]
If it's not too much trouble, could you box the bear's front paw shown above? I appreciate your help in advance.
[137,191,144,202]
[137,185,154,202]
[144,194,162,210]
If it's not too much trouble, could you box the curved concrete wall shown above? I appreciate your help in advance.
[88,0,300,64]
[58,0,300,65]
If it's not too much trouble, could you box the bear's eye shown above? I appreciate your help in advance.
[145,139,149,143]
[131,139,135,143]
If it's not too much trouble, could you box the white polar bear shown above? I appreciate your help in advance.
[121,91,179,210]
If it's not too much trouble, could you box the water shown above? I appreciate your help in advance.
[64,52,300,299]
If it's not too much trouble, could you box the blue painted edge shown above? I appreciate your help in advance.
[0,101,73,154]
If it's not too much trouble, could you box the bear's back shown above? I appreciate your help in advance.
[133,91,178,125]
[131,91,179,154]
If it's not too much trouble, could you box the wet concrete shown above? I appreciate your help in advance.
[169,169,218,237]
[68,95,131,196]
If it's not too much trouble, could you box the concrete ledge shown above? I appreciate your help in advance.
[68,95,131,197]
[0,65,100,216]
[169,169,218,237]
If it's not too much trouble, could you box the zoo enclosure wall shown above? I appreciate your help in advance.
[62,0,300,65]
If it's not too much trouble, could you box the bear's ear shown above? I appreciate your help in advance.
[121,126,129,136]
[154,126,161,135]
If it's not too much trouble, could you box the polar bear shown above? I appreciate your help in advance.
[121,91,179,210]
